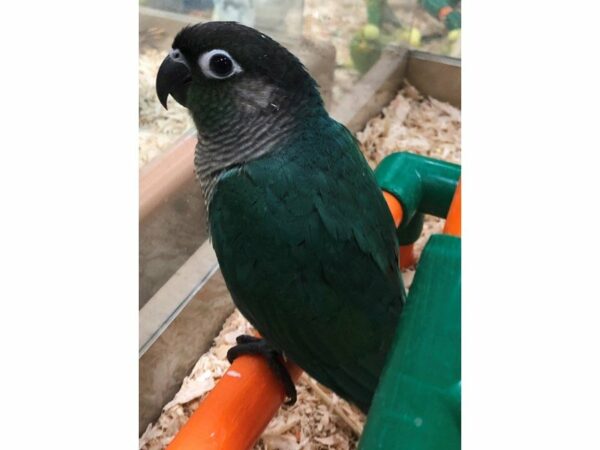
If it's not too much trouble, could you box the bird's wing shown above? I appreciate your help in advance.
[209,120,404,410]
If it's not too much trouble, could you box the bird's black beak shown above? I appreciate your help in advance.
[156,49,192,109]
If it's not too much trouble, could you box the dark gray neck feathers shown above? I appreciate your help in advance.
[193,78,322,209]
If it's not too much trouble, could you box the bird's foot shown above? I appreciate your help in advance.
[227,335,297,405]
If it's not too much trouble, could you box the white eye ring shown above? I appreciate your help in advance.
[198,49,243,79]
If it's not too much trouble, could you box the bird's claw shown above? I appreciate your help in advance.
[227,334,297,405]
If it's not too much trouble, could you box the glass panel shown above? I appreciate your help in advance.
[139,2,460,433]
[139,0,460,167]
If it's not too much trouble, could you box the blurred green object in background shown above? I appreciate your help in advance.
[350,24,383,74]
[420,0,461,30]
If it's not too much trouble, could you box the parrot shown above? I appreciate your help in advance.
[350,24,383,75]
[366,0,402,28]
[156,22,405,413]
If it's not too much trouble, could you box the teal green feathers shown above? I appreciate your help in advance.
[209,117,405,411]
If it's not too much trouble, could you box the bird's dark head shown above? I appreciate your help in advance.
[156,22,323,132]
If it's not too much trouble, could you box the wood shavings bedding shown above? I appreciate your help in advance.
[357,81,461,264]
[140,84,460,449]
[140,309,365,450]
[358,83,460,167]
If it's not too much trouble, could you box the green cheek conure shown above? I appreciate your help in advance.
[350,24,383,74]
[156,22,405,413]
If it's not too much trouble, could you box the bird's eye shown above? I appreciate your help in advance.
[198,49,242,79]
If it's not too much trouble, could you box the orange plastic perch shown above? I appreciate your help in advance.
[443,180,461,237]
[382,191,417,269]
[382,191,403,227]
[399,244,417,269]
[167,356,302,450]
